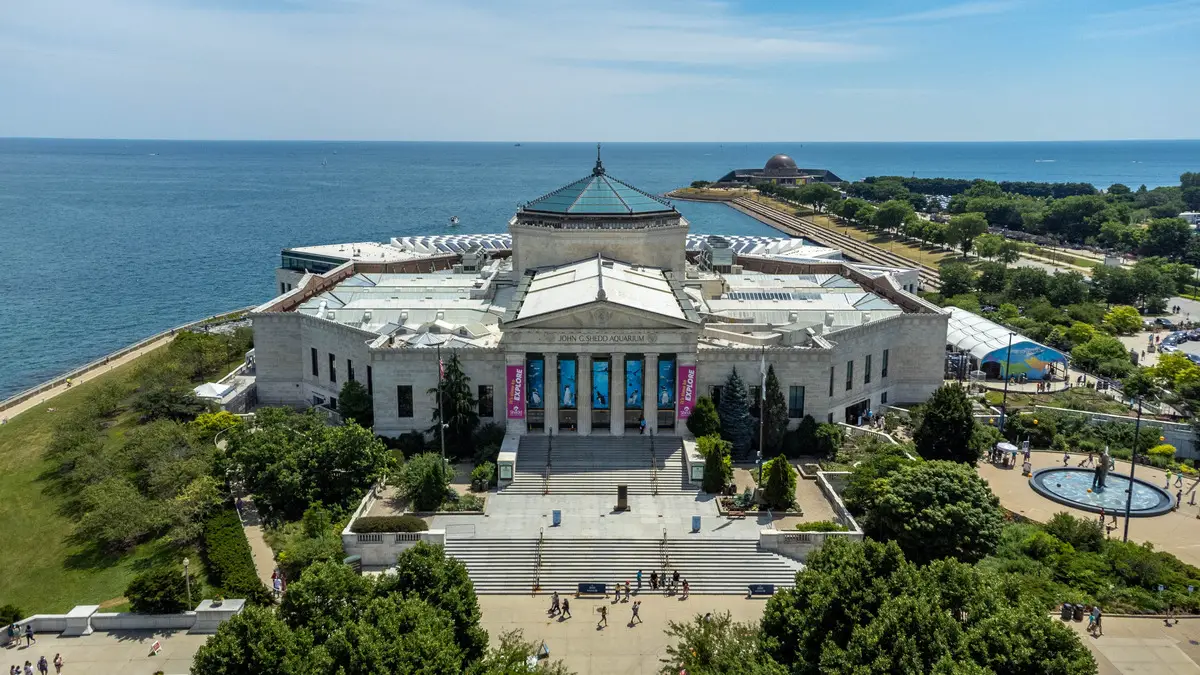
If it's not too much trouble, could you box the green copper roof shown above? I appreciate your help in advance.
[521,150,676,216]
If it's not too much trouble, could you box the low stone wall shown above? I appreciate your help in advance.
[838,423,899,445]
[1031,405,1197,459]
[816,471,862,531]
[682,437,704,485]
[1,599,243,644]
[342,530,448,568]
[759,471,863,563]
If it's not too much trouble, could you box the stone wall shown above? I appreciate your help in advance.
[511,221,688,277]
[371,347,506,438]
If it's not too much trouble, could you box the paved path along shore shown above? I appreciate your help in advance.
[0,333,177,423]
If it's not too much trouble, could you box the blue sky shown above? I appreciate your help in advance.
[1,0,1197,141]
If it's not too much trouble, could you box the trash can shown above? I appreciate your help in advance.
[552,510,562,527]
[1060,603,1073,621]
[691,515,701,532]
[1073,604,1085,622]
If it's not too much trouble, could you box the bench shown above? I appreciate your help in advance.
[727,510,746,519]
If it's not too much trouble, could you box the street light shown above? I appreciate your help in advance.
[1122,397,1144,543]
[183,557,192,607]
[999,332,1016,432]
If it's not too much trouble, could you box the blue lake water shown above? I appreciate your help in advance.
[1,139,1197,398]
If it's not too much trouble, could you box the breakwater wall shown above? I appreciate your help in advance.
[0,306,254,415]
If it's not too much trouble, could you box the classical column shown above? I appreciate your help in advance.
[577,353,592,435]
[544,352,558,434]
[643,353,658,435]
[676,353,697,436]
[610,353,625,436]
[505,352,525,437]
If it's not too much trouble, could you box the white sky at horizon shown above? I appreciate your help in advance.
[1,0,1198,142]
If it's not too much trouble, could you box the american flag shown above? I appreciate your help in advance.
[439,357,445,380]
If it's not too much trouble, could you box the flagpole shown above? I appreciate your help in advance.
[437,342,446,461]
[758,346,766,484]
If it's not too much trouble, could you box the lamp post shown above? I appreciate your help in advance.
[183,557,192,607]
[1122,397,1144,543]
[999,332,1015,432]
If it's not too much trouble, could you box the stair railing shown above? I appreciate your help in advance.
[542,430,552,495]
[533,527,544,593]
[650,429,658,496]
[659,528,670,582]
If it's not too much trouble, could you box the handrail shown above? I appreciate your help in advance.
[650,429,658,496]
[659,528,670,580]
[543,429,553,495]
[533,527,544,593]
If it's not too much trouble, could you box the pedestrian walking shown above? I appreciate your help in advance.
[682,579,690,599]
[1177,471,1184,488]
[636,569,643,589]
[561,598,571,619]
[52,655,62,675]
[672,570,680,592]
[1177,490,1183,509]
[35,657,46,675]
[273,577,283,598]
[6,622,17,644]
[23,626,33,646]
[1090,606,1103,636]
[650,571,658,590]
[23,662,31,675]
[630,600,642,626]
[625,582,631,602]
[549,591,560,616]
[1166,603,1176,626]
[597,605,608,628]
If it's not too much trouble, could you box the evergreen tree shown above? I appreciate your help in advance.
[913,383,977,463]
[761,455,796,510]
[763,365,788,454]
[428,352,478,459]
[686,396,722,437]
[337,380,373,428]
[717,367,754,456]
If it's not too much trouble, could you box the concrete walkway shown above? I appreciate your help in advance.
[232,491,278,588]
[1067,616,1200,674]
[0,334,176,422]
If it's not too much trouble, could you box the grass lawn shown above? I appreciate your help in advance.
[0,351,223,614]
[982,387,1133,415]
[745,195,958,269]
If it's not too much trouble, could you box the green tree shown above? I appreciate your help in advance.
[968,423,1004,463]
[763,365,789,454]
[476,630,573,675]
[717,367,754,456]
[399,452,452,511]
[973,232,1003,259]
[913,384,977,463]
[428,352,479,459]
[125,565,193,614]
[337,379,373,428]
[812,422,845,459]
[938,262,976,297]
[1071,335,1133,376]
[686,396,722,438]
[1005,267,1051,300]
[761,455,796,510]
[1140,218,1193,259]
[867,461,1003,564]
[1047,271,1089,307]
[661,611,786,675]
[871,199,914,234]
[1103,305,1142,334]
[192,605,325,675]
[947,212,989,256]
[797,182,839,213]
[321,596,464,675]
[699,434,733,494]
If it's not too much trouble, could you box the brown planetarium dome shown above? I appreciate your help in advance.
[764,154,798,172]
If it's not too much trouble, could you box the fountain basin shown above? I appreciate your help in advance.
[1028,467,1174,517]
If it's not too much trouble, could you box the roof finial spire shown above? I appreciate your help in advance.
[593,142,605,176]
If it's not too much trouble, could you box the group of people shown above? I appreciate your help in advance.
[6,624,63,674]
[641,569,688,598]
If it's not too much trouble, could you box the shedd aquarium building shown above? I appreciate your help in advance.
[252,155,948,439]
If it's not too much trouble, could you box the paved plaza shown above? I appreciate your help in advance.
[979,451,1200,567]
[2,630,208,675]
[1068,616,1200,675]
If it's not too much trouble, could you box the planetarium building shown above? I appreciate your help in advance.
[253,156,946,441]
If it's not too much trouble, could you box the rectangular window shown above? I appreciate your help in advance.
[311,348,319,377]
[347,358,355,382]
[882,349,889,378]
[280,282,286,295]
[396,385,413,418]
[367,366,373,396]
[845,360,853,391]
[329,354,337,383]
[828,367,834,397]
[710,385,723,410]
[827,412,834,424]
[881,391,888,404]
[478,385,494,418]
[865,354,872,385]
[749,385,762,418]
[329,396,337,411]
[788,386,805,418]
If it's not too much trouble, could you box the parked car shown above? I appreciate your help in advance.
[1156,317,1176,329]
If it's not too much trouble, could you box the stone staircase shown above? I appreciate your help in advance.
[444,537,802,595]
[503,434,696,496]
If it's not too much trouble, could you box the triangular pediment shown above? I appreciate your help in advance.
[505,300,697,330]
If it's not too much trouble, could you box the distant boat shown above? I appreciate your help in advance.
[322,157,328,167]
[514,143,522,147]
[449,216,460,227]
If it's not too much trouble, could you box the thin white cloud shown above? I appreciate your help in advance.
[1081,0,1200,38]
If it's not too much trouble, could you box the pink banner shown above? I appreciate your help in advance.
[677,364,697,419]
[506,365,526,419]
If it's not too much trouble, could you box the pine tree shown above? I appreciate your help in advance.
[717,367,753,456]
[686,396,722,438]
[338,380,374,429]
[428,352,478,459]
[913,383,975,463]
[763,365,788,454]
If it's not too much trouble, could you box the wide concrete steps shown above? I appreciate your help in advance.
[507,435,697,496]
[445,538,801,595]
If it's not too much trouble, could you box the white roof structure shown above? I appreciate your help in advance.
[194,382,234,400]
[516,257,687,321]
[945,307,1061,361]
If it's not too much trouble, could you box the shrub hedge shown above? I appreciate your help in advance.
[201,508,272,605]
[793,520,848,532]
[351,515,429,533]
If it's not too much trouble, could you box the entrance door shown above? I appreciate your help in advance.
[845,399,870,425]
